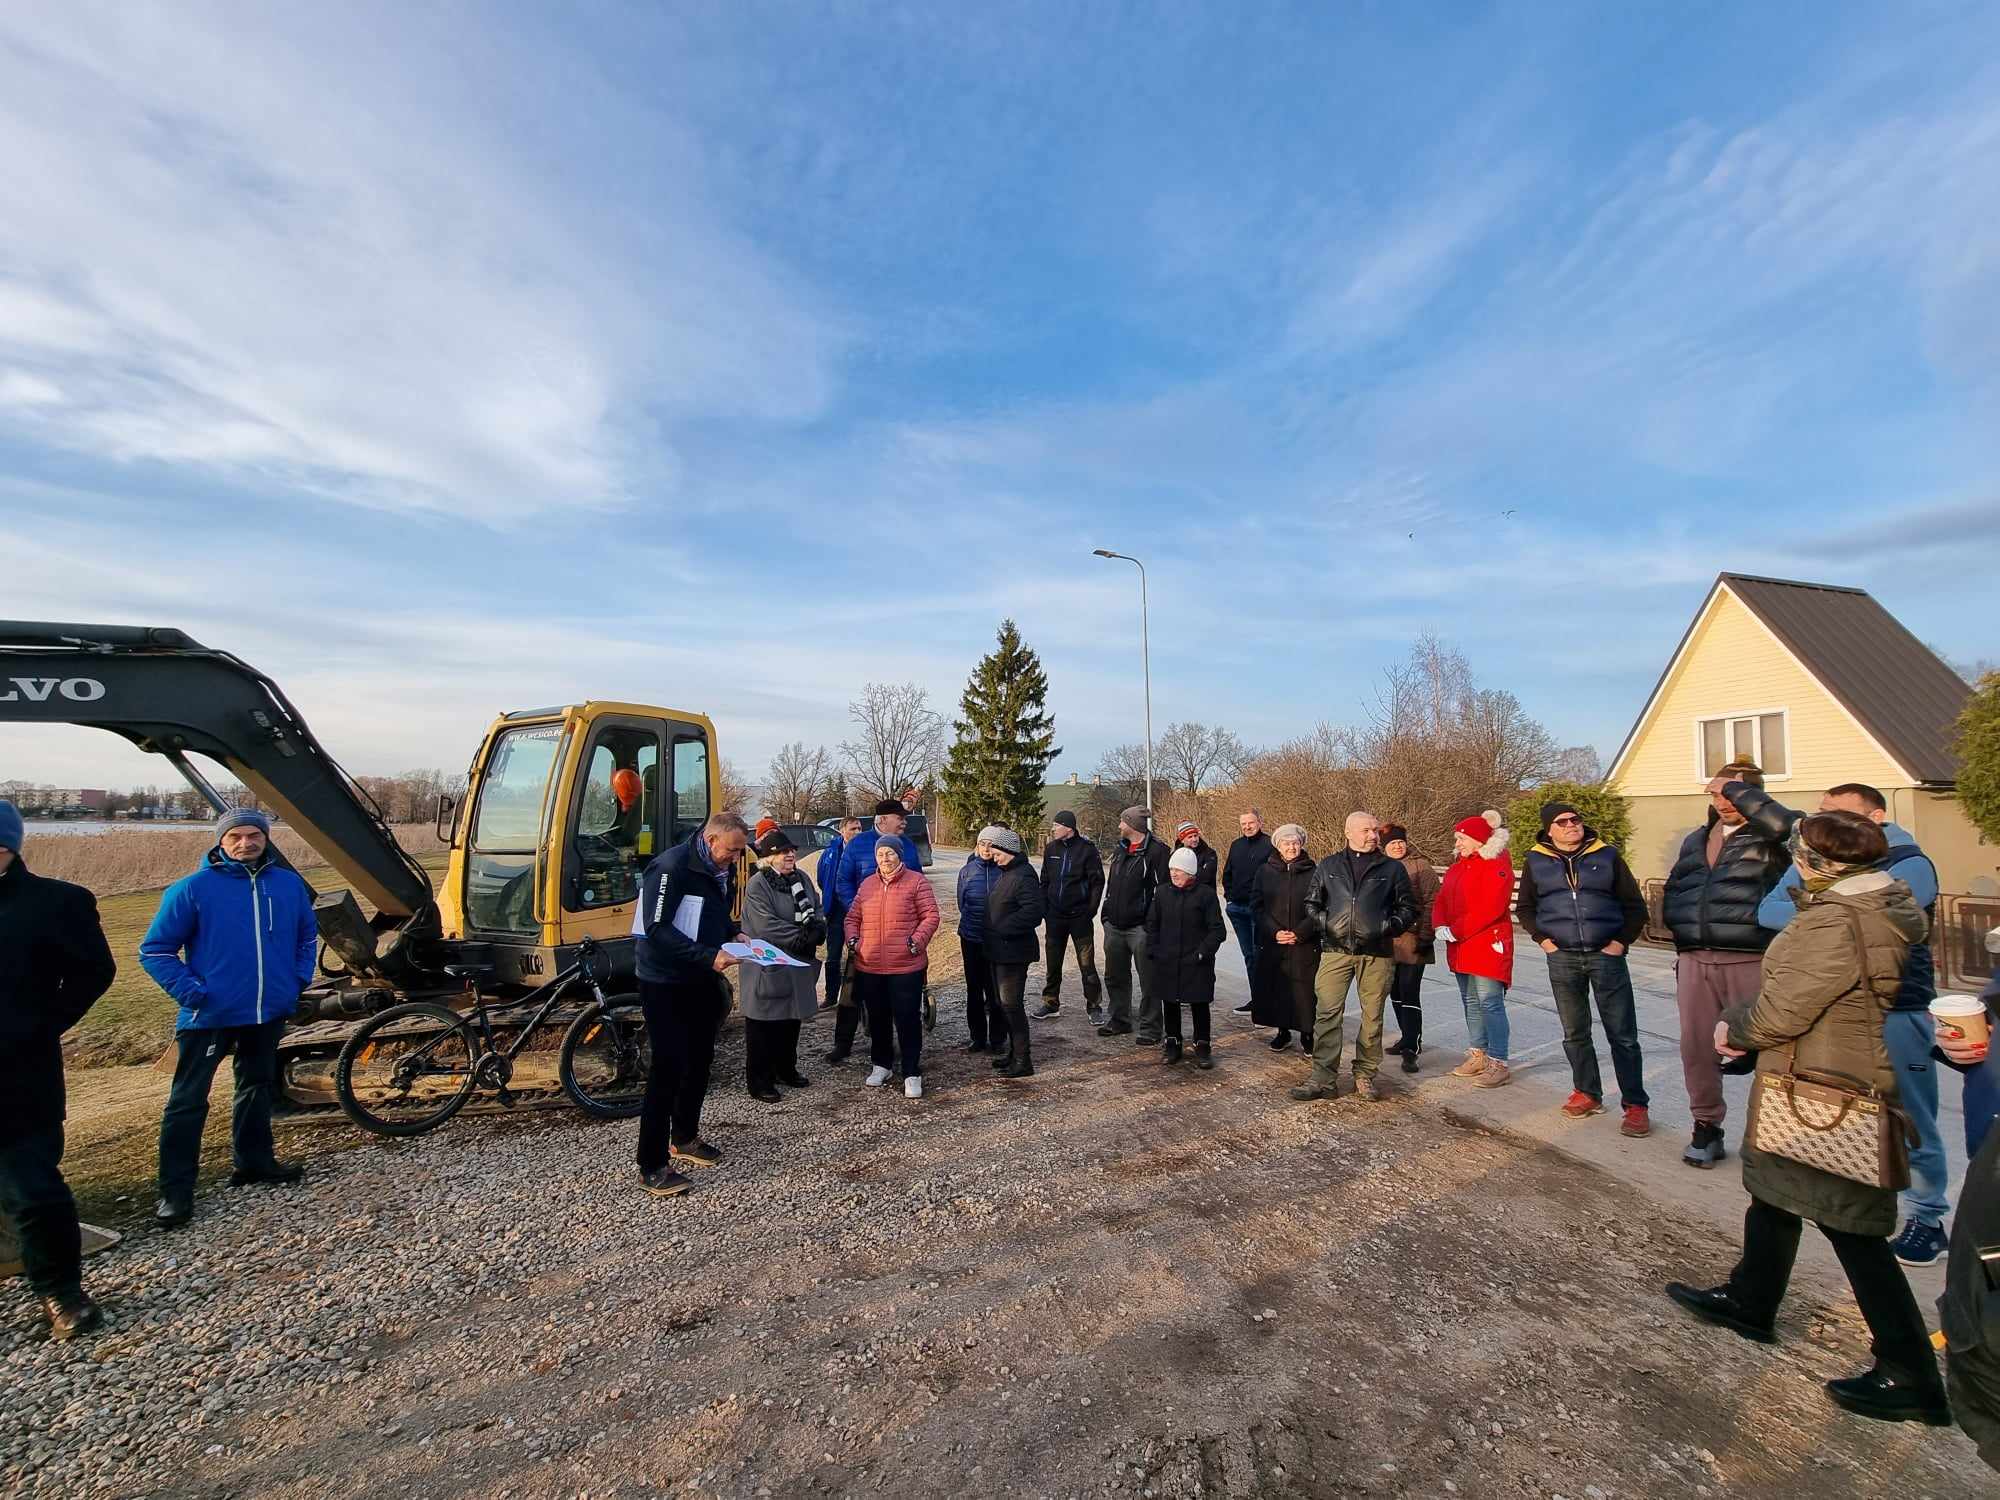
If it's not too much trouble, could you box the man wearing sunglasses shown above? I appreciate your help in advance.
[1517,802,1653,1137]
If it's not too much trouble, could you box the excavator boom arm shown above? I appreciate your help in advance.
[0,621,433,922]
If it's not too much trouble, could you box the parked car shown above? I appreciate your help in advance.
[775,822,836,853]
[811,814,933,868]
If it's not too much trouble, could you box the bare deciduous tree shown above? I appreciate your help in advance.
[718,758,753,818]
[764,741,834,823]
[1155,721,1250,795]
[840,682,947,803]
[1548,745,1603,783]
[1091,742,1151,805]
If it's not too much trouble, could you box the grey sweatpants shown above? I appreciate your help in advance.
[1103,923,1158,1039]
[1675,951,1763,1127]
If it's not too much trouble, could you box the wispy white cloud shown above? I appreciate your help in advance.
[0,4,846,521]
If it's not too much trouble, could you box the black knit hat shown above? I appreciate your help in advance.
[1052,810,1078,831]
[871,798,905,817]
[1539,801,1580,832]
[1378,823,1408,847]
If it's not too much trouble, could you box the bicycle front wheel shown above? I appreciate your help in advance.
[336,1002,479,1137]
[559,1000,652,1119]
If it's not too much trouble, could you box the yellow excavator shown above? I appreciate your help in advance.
[0,620,727,1119]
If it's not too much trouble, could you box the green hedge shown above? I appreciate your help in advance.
[1504,781,1633,868]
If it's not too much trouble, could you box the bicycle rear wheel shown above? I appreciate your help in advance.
[559,1001,652,1119]
[336,1002,479,1137]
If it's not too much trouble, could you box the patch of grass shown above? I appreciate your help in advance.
[68,853,453,1068]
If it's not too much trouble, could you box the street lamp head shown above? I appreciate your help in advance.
[1092,549,1117,558]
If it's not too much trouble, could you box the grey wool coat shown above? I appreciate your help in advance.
[740,864,825,1022]
[1722,870,1925,1238]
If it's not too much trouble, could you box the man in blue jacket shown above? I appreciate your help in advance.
[818,815,862,1012]
[141,808,318,1228]
[1758,782,1949,1267]
[633,812,750,1197]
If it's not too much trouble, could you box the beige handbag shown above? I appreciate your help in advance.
[1744,906,1914,1191]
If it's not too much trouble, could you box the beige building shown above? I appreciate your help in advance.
[1606,574,1993,908]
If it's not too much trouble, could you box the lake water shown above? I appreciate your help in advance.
[22,820,216,837]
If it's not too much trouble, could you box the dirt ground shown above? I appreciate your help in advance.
[37,988,1991,1500]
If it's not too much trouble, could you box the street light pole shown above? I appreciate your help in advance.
[1092,548,1153,816]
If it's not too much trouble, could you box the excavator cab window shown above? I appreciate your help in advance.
[567,723,662,911]
[465,723,563,934]
[671,734,709,839]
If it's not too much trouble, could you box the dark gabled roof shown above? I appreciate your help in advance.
[1719,574,1969,784]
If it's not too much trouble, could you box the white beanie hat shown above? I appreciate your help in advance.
[1168,846,1199,877]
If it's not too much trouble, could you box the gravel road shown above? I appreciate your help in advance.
[5,978,1991,1498]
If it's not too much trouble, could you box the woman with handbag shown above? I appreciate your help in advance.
[1665,810,1949,1426]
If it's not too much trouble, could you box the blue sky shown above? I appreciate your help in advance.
[2,2,1996,793]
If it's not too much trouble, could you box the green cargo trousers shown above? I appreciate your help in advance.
[1310,951,1395,1088]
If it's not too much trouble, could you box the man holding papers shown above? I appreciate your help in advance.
[633,812,752,1197]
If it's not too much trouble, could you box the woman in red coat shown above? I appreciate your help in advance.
[1432,810,1515,1088]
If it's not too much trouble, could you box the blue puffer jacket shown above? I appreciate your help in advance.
[1518,835,1647,952]
[832,829,923,910]
[957,854,997,942]
[140,850,319,1031]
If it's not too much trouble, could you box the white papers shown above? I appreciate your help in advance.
[672,895,703,941]
[723,941,809,969]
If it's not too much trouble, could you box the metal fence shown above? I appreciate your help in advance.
[1638,878,1997,993]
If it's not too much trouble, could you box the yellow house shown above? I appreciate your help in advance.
[1606,574,1993,908]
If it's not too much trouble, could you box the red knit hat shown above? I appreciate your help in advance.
[1453,814,1494,843]
[1175,819,1200,843]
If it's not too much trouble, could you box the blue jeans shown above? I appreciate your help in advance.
[1883,1010,1950,1227]
[1545,950,1649,1109]
[1224,903,1258,987]
[1455,973,1509,1062]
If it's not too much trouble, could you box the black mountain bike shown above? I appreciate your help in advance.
[333,936,650,1137]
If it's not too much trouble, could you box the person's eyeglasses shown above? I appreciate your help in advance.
[1551,816,1582,827]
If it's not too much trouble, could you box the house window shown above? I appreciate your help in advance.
[1698,710,1788,779]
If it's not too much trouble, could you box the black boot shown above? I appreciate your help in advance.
[230,1161,304,1187]
[824,1006,858,1063]
[1824,1365,1952,1426]
[154,1193,193,1228]
[1161,1037,1183,1064]
[1000,1012,1032,1080]
[1269,1029,1291,1050]
[1401,1043,1420,1074]
[1194,1042,1214,1071]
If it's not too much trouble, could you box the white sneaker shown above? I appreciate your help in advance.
[904,1075,923,1099]
[865,1065,892,1087]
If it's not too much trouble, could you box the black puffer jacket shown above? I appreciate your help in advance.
[983,858,1046,965]
[1145,876,1226,1007]
[0,859,117,1145]
[1038,835,1104,921]
[1663,782,1795,954]
[1102,835,1170,929]
[1304,849,1415,958]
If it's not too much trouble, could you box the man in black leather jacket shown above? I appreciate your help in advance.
[1662,764,1793,1169]
[1289,811,1414,1104]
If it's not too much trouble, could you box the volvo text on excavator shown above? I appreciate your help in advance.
[0,621,729,1121]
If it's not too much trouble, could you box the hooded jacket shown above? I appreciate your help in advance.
[1102,834,1171,929]
[0,858,117,1144]
[956,853,998,943]
[140,847,318,1031]
[1304,848,1415,958]
[1663,781,1794,953]
[1723,870,1925,1237]
[1039,834,1105,921]
[831,827,923,910]
[1759,822,1938,1011]
[1432,826,1515,985]
[1517,829,1648,952]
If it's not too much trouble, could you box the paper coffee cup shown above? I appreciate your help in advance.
[1930,993,1990,1047]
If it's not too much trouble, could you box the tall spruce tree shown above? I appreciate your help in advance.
[941,620,1061,842]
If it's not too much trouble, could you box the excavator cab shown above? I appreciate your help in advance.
[439,703,720,984]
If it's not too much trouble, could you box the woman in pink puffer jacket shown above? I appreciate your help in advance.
[843,841,940,1097]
